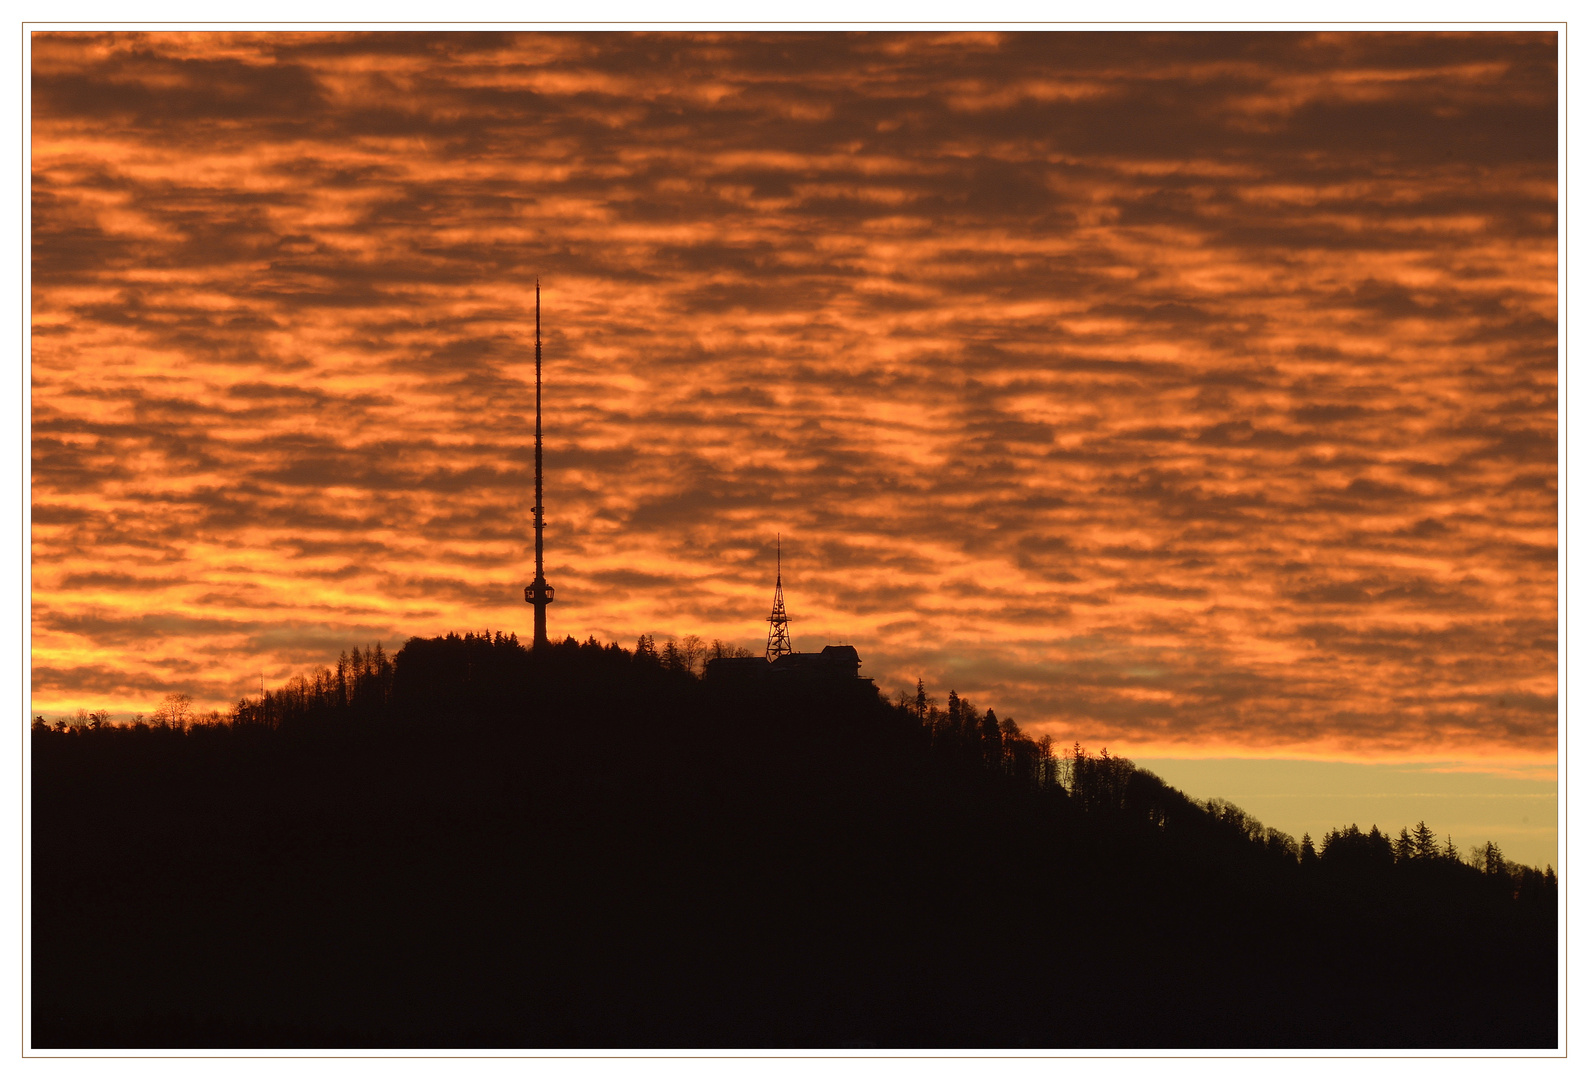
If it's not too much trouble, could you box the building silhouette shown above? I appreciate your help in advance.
[706,541,871,686]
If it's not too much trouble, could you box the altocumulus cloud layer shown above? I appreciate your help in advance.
[30,31,1556,761]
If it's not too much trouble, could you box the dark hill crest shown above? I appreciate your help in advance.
[31,631,1557,1049]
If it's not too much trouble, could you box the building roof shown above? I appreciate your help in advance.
[705,644,864,681]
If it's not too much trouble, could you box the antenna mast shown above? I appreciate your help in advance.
[766,534,792,658]
[524,278,555,647]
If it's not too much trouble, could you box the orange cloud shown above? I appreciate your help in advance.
[30,31,1556,767]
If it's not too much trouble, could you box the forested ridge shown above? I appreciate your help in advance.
[33,632,1557,1049]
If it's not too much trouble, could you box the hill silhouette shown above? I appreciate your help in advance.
[32,632,1557,1049]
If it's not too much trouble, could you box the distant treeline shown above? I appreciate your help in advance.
[33,631,1557,1049]
[40,630,1553,886]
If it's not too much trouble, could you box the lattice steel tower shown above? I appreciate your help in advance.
[766,534,792,658]
[524,279,555,648]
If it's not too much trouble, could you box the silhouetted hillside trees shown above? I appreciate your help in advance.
[1314,822,1555,900]
[229,643,395,729]
[33,632,1556,1048]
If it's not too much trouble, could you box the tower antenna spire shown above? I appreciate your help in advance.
[524,278,555,647]
[766,533,792,658]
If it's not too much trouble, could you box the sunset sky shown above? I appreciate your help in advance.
[28,31,1559,859]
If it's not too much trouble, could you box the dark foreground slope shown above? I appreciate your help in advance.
[32,635,1556,1049]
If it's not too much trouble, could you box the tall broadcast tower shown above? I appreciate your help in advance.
[766,534,792,658]
[524,279,555,648]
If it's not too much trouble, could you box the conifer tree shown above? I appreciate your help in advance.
[981,708,1002,767]
[1413,820,1438,860]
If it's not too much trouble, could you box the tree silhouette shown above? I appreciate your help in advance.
[1413,820,1438,861]
[678,634,706,675]
[153,692,192,729]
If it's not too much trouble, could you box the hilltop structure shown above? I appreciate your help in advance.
[765,534,792,658]
[523,279,556,647]
[706,541,872,687]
